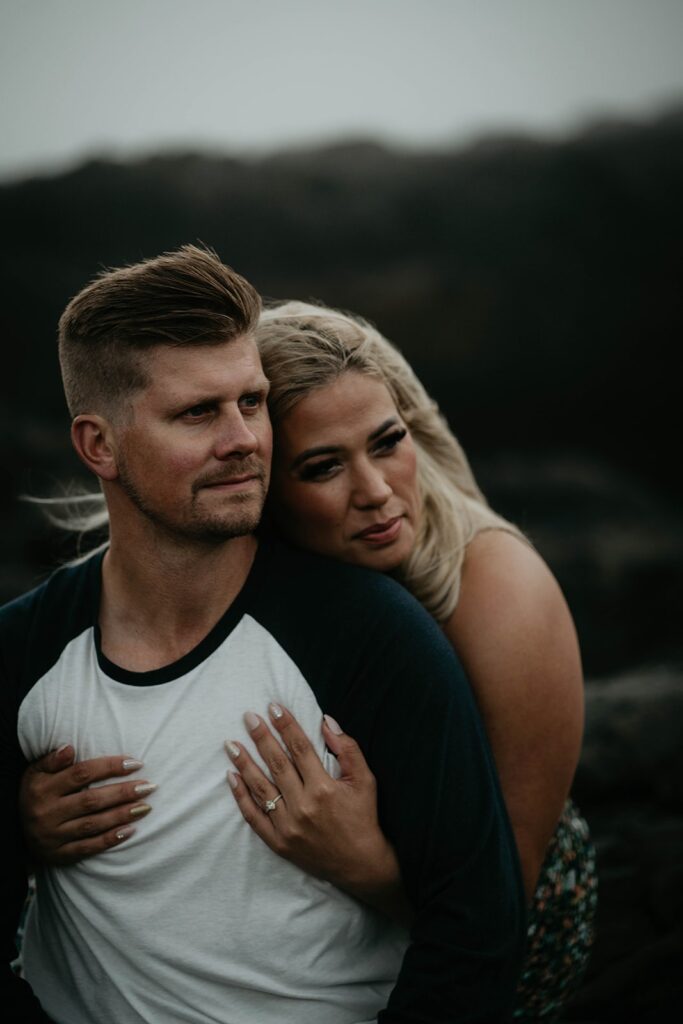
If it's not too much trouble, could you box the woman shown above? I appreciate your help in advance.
[20,301,596,1020]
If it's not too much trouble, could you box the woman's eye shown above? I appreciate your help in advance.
[299,459,339,482]
[374,428,407,454]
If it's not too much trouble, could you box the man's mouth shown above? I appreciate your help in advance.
[205,475,256,486]
[195,469,264,492]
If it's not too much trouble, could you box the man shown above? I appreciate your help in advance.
[1,246,525,1023]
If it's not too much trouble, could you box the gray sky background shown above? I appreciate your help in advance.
[2,0,682,181]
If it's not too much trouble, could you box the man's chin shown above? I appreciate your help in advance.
[190,491,266,542]
[179,505,263,543]
[117,476,266,545]
[135,501,264,546]
[192,519,260,543]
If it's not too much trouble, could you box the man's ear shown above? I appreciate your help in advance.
[71,414,120,481]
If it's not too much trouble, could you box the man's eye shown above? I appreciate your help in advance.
[182,404,212,419]
[374,428,407,454]
[240,393,262,411]
[299,459,339,482]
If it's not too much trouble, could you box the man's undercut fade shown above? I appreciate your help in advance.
[58,244,262,419]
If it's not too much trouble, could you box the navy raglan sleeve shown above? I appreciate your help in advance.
[332,585,527,1023]
[0,598,54,1023]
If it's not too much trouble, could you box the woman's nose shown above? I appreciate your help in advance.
[351,463,393,508]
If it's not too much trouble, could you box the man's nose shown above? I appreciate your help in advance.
[351,462,393,508]
[213,411,259,460]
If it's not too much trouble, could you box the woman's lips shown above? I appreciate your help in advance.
[354,516,403,546]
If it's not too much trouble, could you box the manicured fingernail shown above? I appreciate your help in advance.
[227,771,239,790]
[56,743,72,755]
[244,711,260,732]
[323,714,343,735]
[133,782,157,796]
[225,741,241,760]
[115,826,135,841]
[129,803,151,818]
[122,758,144,771]
[269,702,284,721]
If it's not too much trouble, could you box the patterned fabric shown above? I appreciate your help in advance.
[513,799,598,1021]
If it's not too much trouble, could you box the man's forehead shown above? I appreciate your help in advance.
[140,336,267,396]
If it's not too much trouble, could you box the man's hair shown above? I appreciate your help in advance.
[58,244,261,418]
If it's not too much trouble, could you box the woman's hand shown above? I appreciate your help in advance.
[19,745,156,866]
[226,704,411,923]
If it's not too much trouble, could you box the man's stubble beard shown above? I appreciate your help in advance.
[116,458,268,544]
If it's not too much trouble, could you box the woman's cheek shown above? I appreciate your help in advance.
[307,491,342,533]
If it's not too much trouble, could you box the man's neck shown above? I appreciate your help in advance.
[99,527,258,673]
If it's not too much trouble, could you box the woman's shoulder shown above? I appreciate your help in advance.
[443,531,584,790]
[461,529,562,608]
[446,529,578,667]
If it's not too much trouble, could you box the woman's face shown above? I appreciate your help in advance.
[270,371,420,572]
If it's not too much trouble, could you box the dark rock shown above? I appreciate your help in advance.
[576,669,683,807]
[565,668,683,1021]
[567,928,683,1022]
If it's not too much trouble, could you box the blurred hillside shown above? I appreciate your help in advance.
[1,109,681,676]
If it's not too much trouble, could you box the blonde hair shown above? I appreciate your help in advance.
[257,301,523,622]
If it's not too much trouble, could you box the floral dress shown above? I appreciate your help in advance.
[513,798,598,1021]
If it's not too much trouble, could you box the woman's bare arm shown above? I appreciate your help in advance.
[19,748,155,864]
[444,530,584,900]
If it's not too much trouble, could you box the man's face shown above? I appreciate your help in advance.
[113,336,272,543]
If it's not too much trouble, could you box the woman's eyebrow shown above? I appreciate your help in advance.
[367,417,398,441]
[289,418,400,470]
[290,445,341,470]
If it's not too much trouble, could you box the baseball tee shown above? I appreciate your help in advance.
[1,535,525,1023]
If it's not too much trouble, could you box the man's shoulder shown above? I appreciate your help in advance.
[0,552,102,688]
[253,537,451,673]
[260,537,432,624]
[254,539,475,762]
[1,554,99,624]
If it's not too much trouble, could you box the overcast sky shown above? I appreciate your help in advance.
[2,0,682,181]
